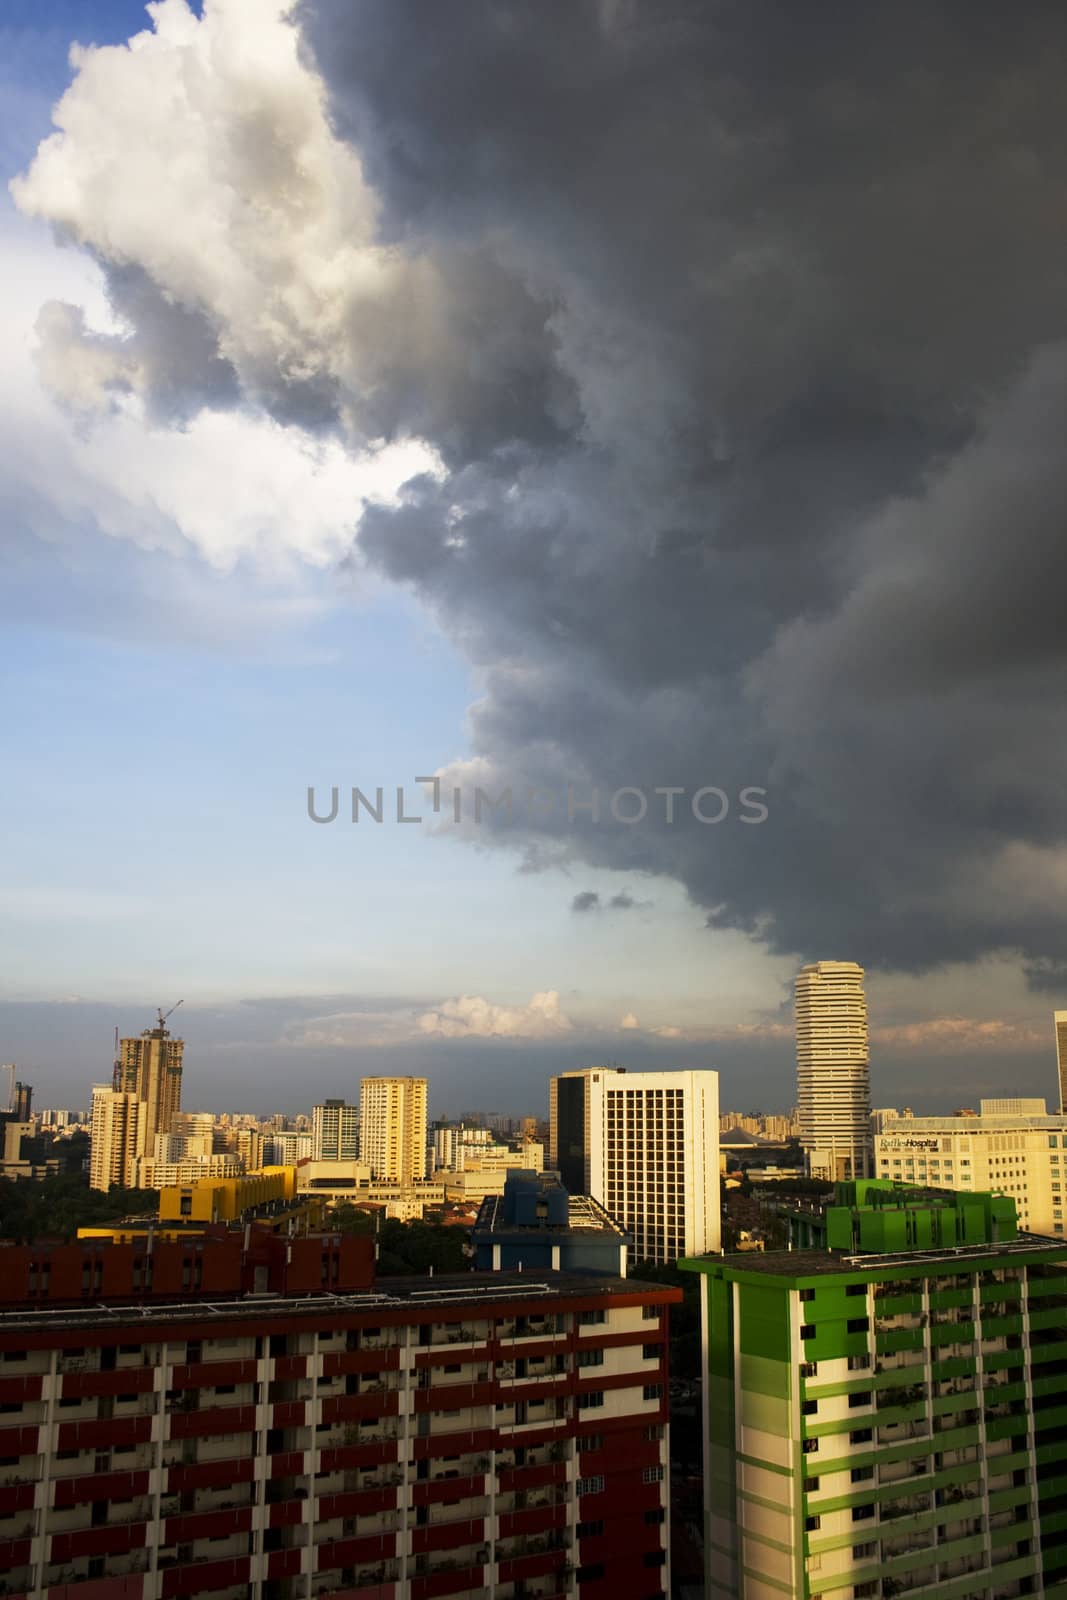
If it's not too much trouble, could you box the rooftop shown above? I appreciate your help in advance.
[683,1233,1067,1281]
[473,1170,627,1238]
[0,1269,677,1335]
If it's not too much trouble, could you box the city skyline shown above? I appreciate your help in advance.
[3,2,1067,1120]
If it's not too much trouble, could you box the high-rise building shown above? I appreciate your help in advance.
[549,1066,625,1193]
[88,1084,140,1191]
[114,1018,184,1163]
[874,1098,1067,1237]
[683,1179,1067,1600]
[796,960,872,1180]
[550,1067,720,1263]
[312,1097,360,1161]
[359,1075,427,1183]
[0,1233,679,1599]
[1056,1010,1067,1113]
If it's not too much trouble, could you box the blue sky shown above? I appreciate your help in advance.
[1,1,1062,1117]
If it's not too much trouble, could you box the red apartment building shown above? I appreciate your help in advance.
[0,1232,680,1600]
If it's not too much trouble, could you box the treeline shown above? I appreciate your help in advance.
[0,1173,160,1244]
[328,1203,471,1275]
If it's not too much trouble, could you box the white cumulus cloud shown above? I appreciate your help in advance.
[418,990,573,1040]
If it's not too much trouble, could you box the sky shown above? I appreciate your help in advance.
[2,0,1066,1117]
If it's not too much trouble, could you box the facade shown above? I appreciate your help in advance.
[0,1237,678,1600]
[549,1069,623,1195]
[796,961,872,1181]
[359,1077,428,1184]
[89,1085,140,1192]
[115,1024,185,1165]
[1057,1012,1067,1114]
[875,1100,1067,1238]
[473,1171,630,1276]
[683,1181,1067,1600]
[548,1068,720,1264]
[312,1100,361,1163]
[264,1131,314,1166]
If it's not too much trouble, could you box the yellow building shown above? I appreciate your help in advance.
[158,1166,298,1223]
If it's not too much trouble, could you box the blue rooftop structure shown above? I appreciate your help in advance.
[472,1169,629,1276]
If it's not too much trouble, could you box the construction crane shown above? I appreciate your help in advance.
[157,1000,183,1033]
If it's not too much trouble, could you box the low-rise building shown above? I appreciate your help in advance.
[472,1170,630,1276]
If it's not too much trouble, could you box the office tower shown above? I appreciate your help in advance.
[312,1097,360,1161]
[874,1097,1067,1237]
[796,960,872,1180]
[12,1080,32,1120]
[0,1233,678,1600]
[88,1084,140,1191]
[1057,1011,1067,1113]
[549,1066,625,1193]
[683,1179,1067,1600]
[550,1067,720,1262]
[359,1075,427,1183]
[115,1018,184,1162]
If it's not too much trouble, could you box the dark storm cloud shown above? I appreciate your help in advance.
[295,0,1067,980]
[29,0,1067,981]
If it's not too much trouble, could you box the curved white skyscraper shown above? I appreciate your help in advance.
[795,960,872,1180]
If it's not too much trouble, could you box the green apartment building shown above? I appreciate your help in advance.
[682,1181,1067,1600]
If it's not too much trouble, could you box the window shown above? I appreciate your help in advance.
[643,1383,663,1401]
[853,1542,877,1560]
[849,1428,873,1444]
[642,1343,664,1361]
[577,1349,604,1368]
[800,1324,816,1341]
[802,1438,819,1455]
[644,1551,667,1568]
[805,1515,821,1531]
[848,1354,871,1370]
[644,1507,666,1525]
[848,1392,872,1408]
[851,1466,874,1482]
[646,1423,665,1441]
[577,1433,603,1451]
[846,1318,869,1334]
[846,1284,866,1297]
[804,1476,820,1492]
[575,1565,605,1583]
[800,1362,817,1378]
[642,1465,665,1483]
[576,1519,604,1538]
[799,1288,815,1302]
[577,1475,605,1496]
[579,1310,606,1326]
[577,1391,605,1410]
[802,1399,818,1415]
[852,1504,875,1522]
